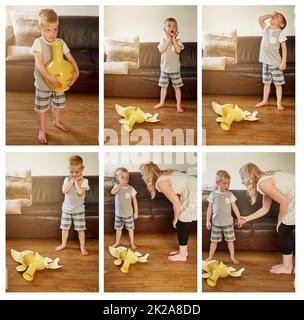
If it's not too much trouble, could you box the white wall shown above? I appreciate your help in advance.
[203,5,295,36]
[6,5,98,26]
[104,152,197,176]
[203,152,295,190]
[6,153,99,176]
[105,6,197,42]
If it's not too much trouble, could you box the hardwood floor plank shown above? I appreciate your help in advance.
[6,92,99,145]
[6,239,99,292]
[203,95,295,145]
[104,233,197,292]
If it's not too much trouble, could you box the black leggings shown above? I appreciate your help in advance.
[278,223,295,255]
[176,220,190,246]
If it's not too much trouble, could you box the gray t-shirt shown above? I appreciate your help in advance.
[158,38,184,73]
[114,185,137,218]
[31,37,70,91]
[207,191,237,226]
[259,26,287,67]
[62,177,90,213]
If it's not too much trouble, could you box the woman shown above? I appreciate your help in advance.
[239,163,295,274]
[140,162,197,262]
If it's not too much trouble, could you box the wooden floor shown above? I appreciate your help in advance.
[104,232,197,292]
[203,95,295,145]
[7,239,99,292]
[202,251,295,292]
[6,91,99,145]
[104,98,197,145]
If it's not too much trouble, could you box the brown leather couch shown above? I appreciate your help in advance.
[202,189,287,251]
[6,16,99,93]
[203,36,295,96]
[104,172,197,233]
[6,176,99,239]
[104,42,197,99]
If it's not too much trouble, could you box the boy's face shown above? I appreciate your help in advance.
[217,178,230,192]
[40,22,59,42]
[69,165,84,179]
[117,171,129,186]
[271,13,285,29]
[165,21,178,37]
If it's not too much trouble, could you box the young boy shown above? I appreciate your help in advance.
[111,168,139,250]
[56,155,90,255]
[256,11,287,111]
[31,9,79,144]
[206,170,242,265]
[154,17,184,112]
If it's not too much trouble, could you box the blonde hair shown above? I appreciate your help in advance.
[216,170,231,183]
[277,12,287,29]
[164,17,177,25]
[69,155,84,169]
[115,167,129,181]
[38,9,58,26]
[139,162,174,199]
[239,163,278,204]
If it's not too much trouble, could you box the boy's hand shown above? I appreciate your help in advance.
[163,28,172,40]
[206,221,211,230]
[237,218,243,228]
[172,30,179,40]
[271,11,278,17]
[68,70,79,87]
[48,74,61,88]
[134,212,139,220]
[239,216,247,225]
[279,62,286,71]
[172,218,178,228]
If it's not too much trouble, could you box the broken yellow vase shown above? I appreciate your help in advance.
[46,41,73,92]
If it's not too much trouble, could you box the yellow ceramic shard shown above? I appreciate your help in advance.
[115,104,160,132]
[46,41,74,92]
[11,249,62,281]
[108,246,149,273]
[212,101,259,131]
[202,260,245,287]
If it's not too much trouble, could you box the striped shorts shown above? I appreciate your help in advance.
[114,215,135,230]
[35,89,65,112]
[158,71,183,88]
[262,64,285,85]
[211,224,235,242]
[60,211,86,231]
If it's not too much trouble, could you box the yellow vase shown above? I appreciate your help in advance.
[46,41,73,92]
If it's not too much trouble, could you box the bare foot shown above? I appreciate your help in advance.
[53,121,70,132]
[231,258,240,265]
[81,247,89,256]
[205,257,214,262]
[270,263,293,274]
[169,249,189,257]
[168,253,187,262]
[277,103,285,111]
[111,242,120,248]
[55,244,66,252]
[255,100,268,107]
[177,106,185,113]
[153,103,164,110]
[38,130,48,144]
[131,243,137,250]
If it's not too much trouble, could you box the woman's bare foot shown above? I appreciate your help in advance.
[53,121,70,132]
[255,100,268,107]
[231,258,240,265]
[177,106,184,113]
[55,244,66,252]
[131,243,137,250]
[153,103,164,110]
[111,242,120,248]
[168,253,187,262]
[169,249,189,257]
[38,130,48,144]
[270,263,293,274]
[277,103,285,111]
[81,247,89,256]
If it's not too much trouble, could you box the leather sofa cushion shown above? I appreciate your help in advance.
[58,16,98,50]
